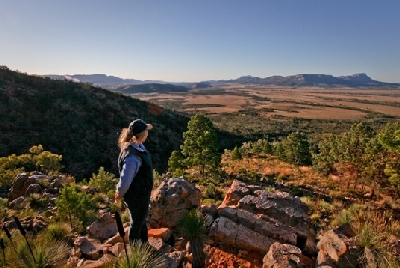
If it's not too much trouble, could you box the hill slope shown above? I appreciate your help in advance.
[0,66,189,179]
[113,83,189,94]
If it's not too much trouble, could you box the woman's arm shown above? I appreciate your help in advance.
[116,155,141,198]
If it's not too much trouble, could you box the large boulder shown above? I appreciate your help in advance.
[8,173,73,202]
[87,212,118,242]
[148,178,201,229]
[8,173,35,201]
[316,226,359,267]
[262,242,303,268]
[72,237,103,260]
[210,180,316,263]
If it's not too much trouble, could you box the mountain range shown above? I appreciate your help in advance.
[44,73,400,90]
[228,73,397,87]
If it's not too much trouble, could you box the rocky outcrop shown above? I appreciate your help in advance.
[209,180,316,263]
[262,242,303,268]
[316,225,359,268]
[8,172,72,202]
[148,178,201,229]
[3,216,48,235]
[69,178,203,267]
[9,174,375,267]
[87,212,118,242]
[8,173,38,201]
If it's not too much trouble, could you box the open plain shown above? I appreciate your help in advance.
[130,83,400,138]
[132,84,400,118]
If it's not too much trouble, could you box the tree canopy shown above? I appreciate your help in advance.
[169,114,221,180]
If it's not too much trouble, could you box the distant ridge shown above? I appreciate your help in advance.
[43,73,400,89]
[43,74,164,89]
[225,73,399,87]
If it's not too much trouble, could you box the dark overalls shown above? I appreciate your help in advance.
[118,145,153,243]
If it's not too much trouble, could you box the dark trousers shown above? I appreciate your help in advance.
[124,191,151,243]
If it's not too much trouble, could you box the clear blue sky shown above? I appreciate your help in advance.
[1,1,399,82]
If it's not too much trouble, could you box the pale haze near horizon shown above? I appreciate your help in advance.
[1,1,399,83]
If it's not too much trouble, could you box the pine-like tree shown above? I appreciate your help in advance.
[168,150,185,177]
[284,132,312,166]
[231,146,242,160]
[55,184,94,231]
[180,114,221,179]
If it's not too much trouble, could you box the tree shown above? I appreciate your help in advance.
[0,154,25,187]
[180,114,221,179]
[312,122,388,192]
[231,146,242,160]
[285,132,312,166]
[276,132,312,166]
[88,166,117,198]
[378,122,400,189]
[336,123,376,189]
[55,184,94,231]
[311,134,339,175]
[168,150,185,177]
[25,144,64,174]
[274,141,286,162]
[251,138,272,154]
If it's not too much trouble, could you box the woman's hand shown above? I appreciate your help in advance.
[115,190,119,202]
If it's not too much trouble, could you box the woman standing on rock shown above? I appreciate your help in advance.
[115,119,154,243]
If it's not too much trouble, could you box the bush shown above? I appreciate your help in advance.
[88,166,117,198]
[203,184,223,201]
[0,230,70,268]
[44,222,72,244]
[0,145,64,187]
[27,193,49,210]
[114,240,167,268]
[55,183,96,232]
[178,209,207,268]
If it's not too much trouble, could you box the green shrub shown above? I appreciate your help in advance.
[0,145,64,187]
[88,166,117,198]
[121,210,130,224]
[44,222,72,242]
[0,230,69,268]
[203,184,223,201]
[231,146,242,160]
[115,240,167,268]
[331,209,352,227]
[55,183,96,232]
[27,194,49,210]
[178,209,207,268]
[201,198,215,206]
[356,222,383,249]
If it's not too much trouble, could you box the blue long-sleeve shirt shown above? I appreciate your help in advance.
[116,143,147,197]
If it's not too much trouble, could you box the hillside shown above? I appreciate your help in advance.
[112,83,189,94]
[0,66,189,179]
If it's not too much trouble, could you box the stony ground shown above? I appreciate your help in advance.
[204,245,262,268]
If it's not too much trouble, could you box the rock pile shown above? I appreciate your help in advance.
[209,180,316,266]
[5,173,375,267]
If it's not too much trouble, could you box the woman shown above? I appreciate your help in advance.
[115,119,154,243]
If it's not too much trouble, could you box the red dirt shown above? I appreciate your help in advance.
[204,245,263,268]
